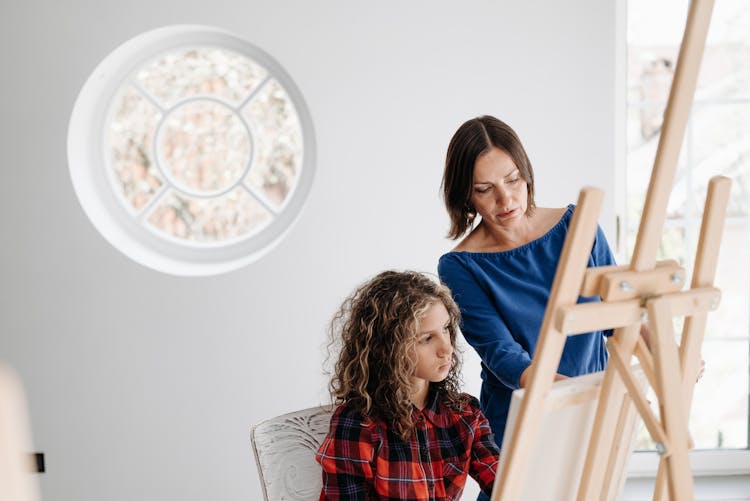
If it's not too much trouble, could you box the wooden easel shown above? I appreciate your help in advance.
[491,1,730,500]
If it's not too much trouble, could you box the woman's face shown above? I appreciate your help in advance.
[470,147,528,229]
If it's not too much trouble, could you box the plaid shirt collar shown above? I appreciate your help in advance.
[413,387,458,428]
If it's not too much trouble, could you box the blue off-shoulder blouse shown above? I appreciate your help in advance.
[437,205,616,447]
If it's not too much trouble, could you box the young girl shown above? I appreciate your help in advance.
[316,270,500,500]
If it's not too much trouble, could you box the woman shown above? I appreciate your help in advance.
[437,116,616,460]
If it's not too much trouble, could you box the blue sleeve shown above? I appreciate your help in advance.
[438,255,531,390]
[591,225,616,337]
[592,225,616,267]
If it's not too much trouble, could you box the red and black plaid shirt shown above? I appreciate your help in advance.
[316,391,499,500]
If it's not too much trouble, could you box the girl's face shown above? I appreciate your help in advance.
[411,301,454,385]
[470,146,528,229]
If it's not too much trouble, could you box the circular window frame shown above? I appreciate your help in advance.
[68,25,315,276]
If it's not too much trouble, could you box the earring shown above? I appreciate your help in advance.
[465,206,476,225]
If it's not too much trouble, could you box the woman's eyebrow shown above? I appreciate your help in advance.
[473,168,520,184]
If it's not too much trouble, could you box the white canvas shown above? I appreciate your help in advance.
[494,369,643,500]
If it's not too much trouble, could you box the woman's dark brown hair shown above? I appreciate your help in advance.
[442,115,536,239]
[327,270,467,441]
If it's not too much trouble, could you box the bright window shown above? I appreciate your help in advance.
[626,0,749,451]
[68,26,315,275]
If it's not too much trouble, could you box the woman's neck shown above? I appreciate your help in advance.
[455,207,566,253]
[478,215,535,249]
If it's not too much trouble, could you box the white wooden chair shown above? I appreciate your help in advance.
[250,406,333,501]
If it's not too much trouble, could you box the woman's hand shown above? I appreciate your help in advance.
[697,359,706,382]
[519,366,568,388]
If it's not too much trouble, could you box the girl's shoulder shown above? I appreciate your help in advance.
[454,394,493,430]
[439,392,482,417]
[433,393,489,431]
[318,403,381,461]
[458,392,482,413]
[330,401,378,430]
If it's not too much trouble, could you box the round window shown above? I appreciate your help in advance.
[68,26,315,275]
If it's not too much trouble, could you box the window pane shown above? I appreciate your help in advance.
[242,79,303,209]
[692,339,749,448]
[696,0,750,101]
[108,86,164,211]
[635,338,750,450]
[628,0,750,102]
[136,48,268,108]
[690,104,750,218]
[625,99,690,262]
[708,222,750,340]
[628,0,686,47]
[160,100,251,194]
[147,188,271,242]
[628,0,750,452]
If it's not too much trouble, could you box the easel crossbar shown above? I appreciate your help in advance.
[555,287,720,335]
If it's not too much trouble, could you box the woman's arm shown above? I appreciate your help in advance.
[519,366,568,388]
[439,256,531,390]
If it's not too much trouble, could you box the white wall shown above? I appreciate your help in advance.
[0,1,616,500]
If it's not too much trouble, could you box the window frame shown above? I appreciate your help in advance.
[68,25,316,276]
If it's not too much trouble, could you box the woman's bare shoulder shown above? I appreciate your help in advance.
[529,206,569,239]
[536,206,568,225]
[451,239,471,253]
[451,228,482,252]
[535,206,568,220]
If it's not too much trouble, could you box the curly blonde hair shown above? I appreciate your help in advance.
[327,270,467,440]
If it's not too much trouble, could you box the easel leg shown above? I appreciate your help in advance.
[577,324,639,500]
[653,177,730,500]
[653,459,669,501]
[680,176,731,404]
[602,390,640,500]
[649,297,694,501]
